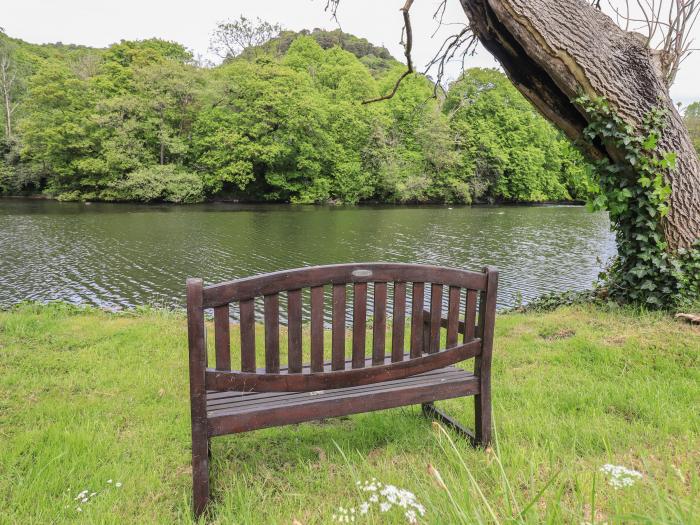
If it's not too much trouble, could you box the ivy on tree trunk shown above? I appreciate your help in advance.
[459,0,700,306]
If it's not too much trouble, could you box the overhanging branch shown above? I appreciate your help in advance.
[362,0,415,104]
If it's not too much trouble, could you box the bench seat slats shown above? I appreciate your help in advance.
[206,366,472,411]
[206,366,479,436]
[207,370,474,416]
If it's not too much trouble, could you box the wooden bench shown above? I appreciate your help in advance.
[186,263,498,517]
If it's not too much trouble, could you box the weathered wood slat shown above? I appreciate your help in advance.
[464,289,478,343]
[208,368,476,415]
[207,373,480,436]
[287,289,302,373]
[310,286,324,373]
[352,282,368,369]
[391,281,406,362]
[239,298,256,373]
[332,284,346,371]
[423,310,466,334]
[475,267,498,446]
[186,278,209,516]
[205,339,481,393]
[429,284,443,354]
[263,295,279,373]
[213,304,231,371]
[202,263,488,306]
[410,282,425,358]
[206,348,469,388]
[207,366,472,411]
[372,282,387,365]
[446,286,461,349]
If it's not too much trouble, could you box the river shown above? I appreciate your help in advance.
[0,200,616,313]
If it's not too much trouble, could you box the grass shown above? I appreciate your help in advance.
[0,302,698,524]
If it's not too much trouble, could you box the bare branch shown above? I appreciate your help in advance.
[431,0,449,37]
[362,0,415,104]
[324,0,343,29]
[424,26,478,97]
[603,0,700,86]
[208,16,282,60]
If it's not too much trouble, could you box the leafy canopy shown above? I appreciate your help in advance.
[1,29,593,205]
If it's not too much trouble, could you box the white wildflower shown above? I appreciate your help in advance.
[600,464,643,489]
[115,482,122,488]
[333,478,425,523]
[107,479,112,484]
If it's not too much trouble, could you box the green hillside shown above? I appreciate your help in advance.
[0,28,593,204]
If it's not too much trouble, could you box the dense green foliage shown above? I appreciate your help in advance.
[578,95,700,308]
[445,70,592,202]
[685,101,700,154]
[0,29,593,204]
[239,28,398,76]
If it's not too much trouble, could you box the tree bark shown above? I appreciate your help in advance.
[0,55,13,139]
[459,0,700,251]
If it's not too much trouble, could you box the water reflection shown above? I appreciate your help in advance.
[0,200,616,313]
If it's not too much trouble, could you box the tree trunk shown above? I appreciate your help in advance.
[0,57,12,139]
[2,90,11,139]
[459,0,700,251]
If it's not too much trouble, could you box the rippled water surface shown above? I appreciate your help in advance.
[0,200,616,310]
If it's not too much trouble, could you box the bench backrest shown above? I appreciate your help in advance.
[187,263,498,393]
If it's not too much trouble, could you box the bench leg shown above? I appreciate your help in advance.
[421,402,477,447]
[474,390,492,447]
[192,427,210,518]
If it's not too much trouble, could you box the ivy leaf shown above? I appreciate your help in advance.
[642,134,658,151]
[660,152,677,170]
